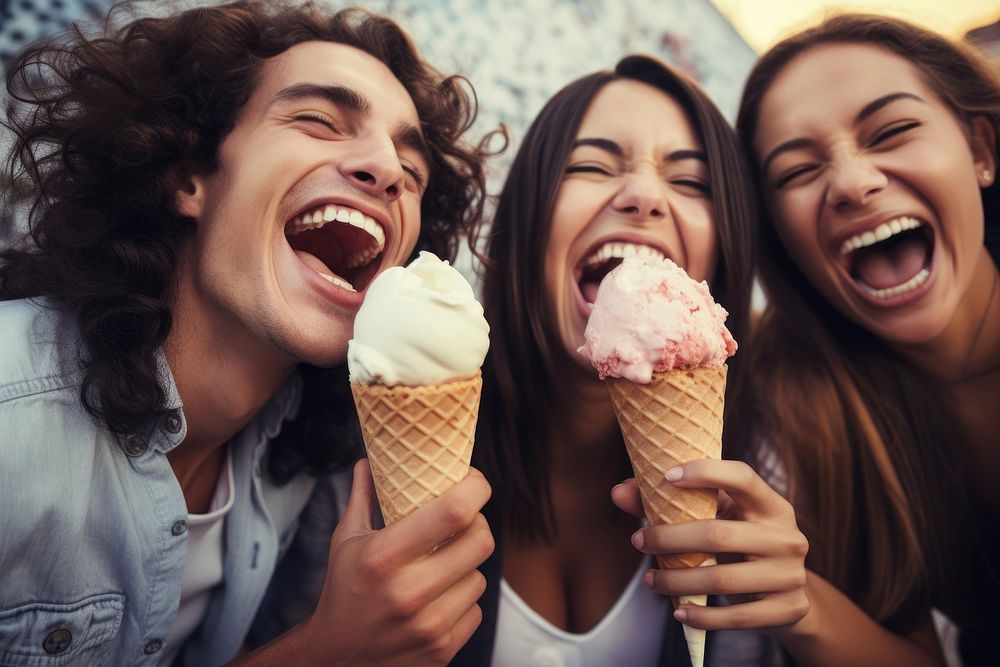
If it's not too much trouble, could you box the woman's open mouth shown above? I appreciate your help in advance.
[574,241,666,316]
[285,204,386,293]
[839,216,934,302]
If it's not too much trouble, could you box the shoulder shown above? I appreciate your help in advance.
[0,298,83,404]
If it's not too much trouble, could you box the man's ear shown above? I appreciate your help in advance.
[970,115,997,188]
[172,164,208,220]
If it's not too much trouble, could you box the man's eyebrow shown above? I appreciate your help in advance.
[761,92,927,174]
[274,83,430,168]
[273,83,370,115]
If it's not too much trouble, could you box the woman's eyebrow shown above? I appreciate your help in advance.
[853,91,926,125]
[572,137,623,156]
[761,92,927,174]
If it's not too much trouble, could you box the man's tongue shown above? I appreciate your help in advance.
[296,249,338,280]
[853,236,927,290]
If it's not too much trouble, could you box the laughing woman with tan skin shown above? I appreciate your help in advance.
[449,55,813,667]
[728,14,1000,666]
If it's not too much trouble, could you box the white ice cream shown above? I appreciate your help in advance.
[347,251,490,385]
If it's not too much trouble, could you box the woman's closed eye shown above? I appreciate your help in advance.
[774,164,820,189]
[671,178,711,194]
[870,121,920,148]
[565,164,613,176]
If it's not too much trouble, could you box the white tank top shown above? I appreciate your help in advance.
[492,555,670,667]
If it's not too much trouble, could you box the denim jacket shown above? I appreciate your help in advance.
[0,298,337,666]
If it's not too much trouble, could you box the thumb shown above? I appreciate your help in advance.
[331,458,377,547]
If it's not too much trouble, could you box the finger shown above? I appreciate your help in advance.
[387,467,492,561]
[401,513,494,604]
[401,572,486,665]
[611,478,643,517]
[644,559,806,598]
[674,590,810,631]
[330,459,377,548]
[636,518,808,558]
[666,460,792,519]
[409,569,487,646]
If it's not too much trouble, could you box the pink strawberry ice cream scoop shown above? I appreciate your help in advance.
[578,256,737,383]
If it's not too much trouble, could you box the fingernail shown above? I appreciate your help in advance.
[644,570,655,587]
[665,467,683,482]
[631,529,644,549]
[674,608,688,622]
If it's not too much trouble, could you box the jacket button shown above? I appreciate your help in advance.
[163,411,183,435]
[144,639,162,654]
[43,628,72,654]
[123,433,147,457]
[171,520,188,536]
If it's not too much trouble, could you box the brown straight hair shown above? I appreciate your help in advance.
[734,13,1000,630]
[476,55,756,542]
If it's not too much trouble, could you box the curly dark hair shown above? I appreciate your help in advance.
[1,0,492,481]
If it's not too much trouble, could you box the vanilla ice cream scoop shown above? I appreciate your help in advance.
[347,251,489,385]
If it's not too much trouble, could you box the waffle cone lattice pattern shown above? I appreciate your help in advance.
[609,366,727,570]
[351,372,482,525]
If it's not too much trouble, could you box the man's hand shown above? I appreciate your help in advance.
[307,459,494,665]
[238,459,493,666]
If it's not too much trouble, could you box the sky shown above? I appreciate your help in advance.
[711,0,1000,52]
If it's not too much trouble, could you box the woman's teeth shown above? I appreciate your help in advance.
[840,216,922,255]
[583,242,665,267]
[861,267,929,300]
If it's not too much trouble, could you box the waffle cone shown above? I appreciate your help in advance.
[351,372,482,525]
[608,365,727,570]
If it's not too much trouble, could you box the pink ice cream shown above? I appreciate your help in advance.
[578,256,737,383]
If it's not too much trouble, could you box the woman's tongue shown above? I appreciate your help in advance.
[852,235,927,290]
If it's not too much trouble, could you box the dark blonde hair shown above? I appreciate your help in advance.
[477,55,756,542]
[735,13,1000,629]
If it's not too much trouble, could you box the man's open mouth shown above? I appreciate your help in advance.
[839,216,933,300]
[285,204,386,292]
[575,242,666,306]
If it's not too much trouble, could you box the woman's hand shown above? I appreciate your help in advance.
[612,459,809,633]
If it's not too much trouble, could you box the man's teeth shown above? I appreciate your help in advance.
[860,268,929,300]
[320,272,357,292]
[286,205,385,254]
[840,216,922,255]
[583,242,665,268]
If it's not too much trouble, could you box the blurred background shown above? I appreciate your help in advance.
[2,0,999,277]
[2,0,999,188]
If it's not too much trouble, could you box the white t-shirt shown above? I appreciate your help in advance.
[492,555,669,667]
[159,447,235,666]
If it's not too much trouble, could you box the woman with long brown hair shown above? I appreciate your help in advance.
[735,13,1000,666]
[454,54,811,667]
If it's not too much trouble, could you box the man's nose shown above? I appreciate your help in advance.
[341,133,406,202]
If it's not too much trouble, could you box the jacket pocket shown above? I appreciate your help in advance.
[0,593,125,667]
